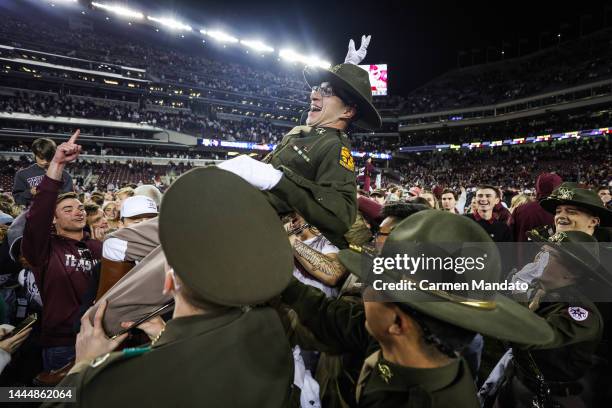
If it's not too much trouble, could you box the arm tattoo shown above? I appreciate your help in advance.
[293,240,342,278]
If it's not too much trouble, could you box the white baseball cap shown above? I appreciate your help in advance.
[121,196,158,218]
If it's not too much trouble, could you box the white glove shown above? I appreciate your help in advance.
[344,35,371,65]
[511,251,550,289]
[217,155,283,191]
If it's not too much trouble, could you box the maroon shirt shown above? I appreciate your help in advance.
[22,176,102,347]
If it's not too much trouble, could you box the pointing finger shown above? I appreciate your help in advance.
[68,129,81,144]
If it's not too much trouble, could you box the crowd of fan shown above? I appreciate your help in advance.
[0,14,309,103]
[0,92,289,143]
[403,29,612,114]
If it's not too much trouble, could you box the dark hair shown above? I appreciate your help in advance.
[396,303,475,358]
[596,186,610,193]
[476,185,499,198]
[31,138,57,162]
[441,189,457,200]
[90,192,105,206]
[56,192,79,205]
[381,202,428,221]
[84,203,100,217]
[407,196,432,208]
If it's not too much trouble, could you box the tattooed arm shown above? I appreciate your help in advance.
[293,240,347,287]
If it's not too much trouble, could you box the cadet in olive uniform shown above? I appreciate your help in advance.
[496,230,611,408]
[219,62,382,249]
[281,210,554,407]
[44,167,295,408]
[538,182,612,242]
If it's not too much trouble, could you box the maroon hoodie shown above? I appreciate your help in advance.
[22,176,102,347]
[509,173,563,242]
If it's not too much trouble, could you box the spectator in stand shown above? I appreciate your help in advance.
[440,188,467,214]
[597,186,611,209]
[509,173,563,242]
[115,187,134,216]
[466,185,513,242]
[420,190,439,209]
[102,202,120,231]
[12,138,73,207]
[21,130,102,372]
[509,193,532,214]
[84,204,110,241]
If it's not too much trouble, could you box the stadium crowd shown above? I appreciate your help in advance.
[0,6,612,408]
[402,29,612,113]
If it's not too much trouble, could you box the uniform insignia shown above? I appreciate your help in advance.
[315,128,325,135]
[339,147,355,171]
[568,306,589,321]
[377,363,393,384]
[91,353,111,368]
[554,187,574,200]
[330,65,341,73]
[549,232,568,243]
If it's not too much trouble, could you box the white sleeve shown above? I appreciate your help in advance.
[456,190,467,214]
[103,238,128,262]
[0,349,11,374]
[318,236,340,255]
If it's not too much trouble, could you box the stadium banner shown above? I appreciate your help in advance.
[358,64,388,96]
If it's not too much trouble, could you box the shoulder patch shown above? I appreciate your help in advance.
[339,146,355,171]
[568,306,589,321]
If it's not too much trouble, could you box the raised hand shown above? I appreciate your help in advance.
[344,35,372,65]
[52,129,82,165]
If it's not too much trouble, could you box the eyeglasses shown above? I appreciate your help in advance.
[311,84,335,97]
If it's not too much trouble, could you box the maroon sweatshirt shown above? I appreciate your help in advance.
[22,176,102,347]
[509,173,563,242]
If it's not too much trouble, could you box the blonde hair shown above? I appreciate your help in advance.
[420,191,439,209]
[510,193,533,214]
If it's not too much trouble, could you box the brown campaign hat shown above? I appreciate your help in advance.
[159,167,294,306]
[304,63,382,130]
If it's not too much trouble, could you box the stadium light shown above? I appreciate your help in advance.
[147,16,192,31]
[203,30,239,43]
[279,49,331,69]
[91,3,144,20]
[240,39,274,53]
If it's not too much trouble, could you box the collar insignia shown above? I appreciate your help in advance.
[549,232,568,243]
[377,363,393,384]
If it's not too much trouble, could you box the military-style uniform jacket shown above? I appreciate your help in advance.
[263,126,357,248]
[514,285,603,382]
[43,307,293,408]
[281,279,480,408]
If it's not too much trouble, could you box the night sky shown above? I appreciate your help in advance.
[18,0,612,96]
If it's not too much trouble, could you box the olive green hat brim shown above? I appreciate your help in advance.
[338,250,555,346]
[159,167,294,306]
[540,197,611,227]
[526,231,612,287]
[304,67,382,131]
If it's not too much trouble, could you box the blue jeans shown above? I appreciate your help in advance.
[42,346,75,372]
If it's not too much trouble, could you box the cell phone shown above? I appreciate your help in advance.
[110,301,174,340]
[2,314,37,339]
